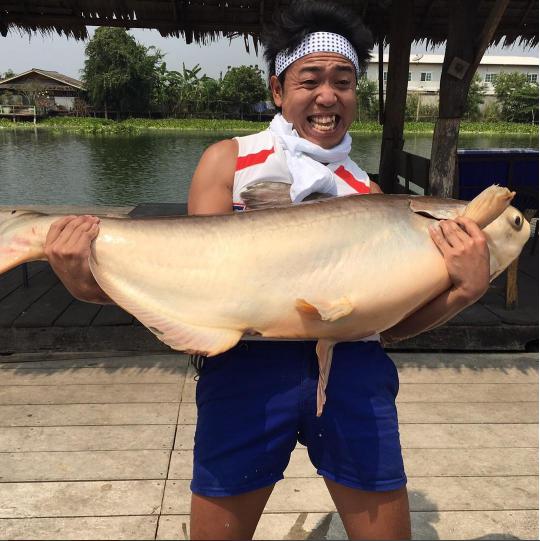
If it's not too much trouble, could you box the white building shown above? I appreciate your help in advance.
[365,54,539,105]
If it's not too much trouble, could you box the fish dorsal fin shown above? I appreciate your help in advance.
[462,185,515,229]
[240,181,331,210]
[296,297,353,322]
[89,257,242,356]
[408,197,465,220]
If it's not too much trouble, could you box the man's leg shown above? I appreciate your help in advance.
[324,478,411,540]
[190,484,275,540]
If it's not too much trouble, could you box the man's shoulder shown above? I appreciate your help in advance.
[235,129,275,148]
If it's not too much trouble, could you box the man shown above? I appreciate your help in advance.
[45,2,489,539]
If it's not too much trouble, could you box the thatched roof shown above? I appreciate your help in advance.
[0,0,538,48]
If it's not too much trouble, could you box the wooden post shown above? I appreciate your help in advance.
[429,0,510,198]
[378,0,414,193]
[378,39,385,125]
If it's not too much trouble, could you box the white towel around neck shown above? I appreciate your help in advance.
[268,113,352,203]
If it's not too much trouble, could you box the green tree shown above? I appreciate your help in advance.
[464,73,486,120]
[356,76,378,120]
[1,69,15,80]
[82,27,162,116]
[219,65,267,118]
[153,63,220,116]
[494,72,539,123]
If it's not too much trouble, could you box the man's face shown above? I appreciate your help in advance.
[270,52,357,149]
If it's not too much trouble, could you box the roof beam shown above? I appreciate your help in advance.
[518,0,535,27]
[471,0,511,74]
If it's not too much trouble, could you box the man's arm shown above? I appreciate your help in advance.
[188,139,237,215]
[382,216,490,344]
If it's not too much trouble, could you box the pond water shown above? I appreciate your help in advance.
[1,129,537,206]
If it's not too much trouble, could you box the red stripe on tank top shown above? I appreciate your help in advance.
[236,147,275,171]
[334,165,370,194]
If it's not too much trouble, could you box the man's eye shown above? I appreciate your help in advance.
[338,80,352,86]
[302,80,317,86]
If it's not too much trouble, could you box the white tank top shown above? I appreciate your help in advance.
[232,130,371,211]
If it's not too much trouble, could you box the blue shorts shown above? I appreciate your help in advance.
[191,340,406,497]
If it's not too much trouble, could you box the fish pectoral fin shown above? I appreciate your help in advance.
[295,297,353,322]
[316,339,336,417]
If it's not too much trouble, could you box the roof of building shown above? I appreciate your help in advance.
[369,54,539,66]
[0,68,84,89]
[0,0,537,48]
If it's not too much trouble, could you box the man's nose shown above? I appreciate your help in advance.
[315,83,338,107]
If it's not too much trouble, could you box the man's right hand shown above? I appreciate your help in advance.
[44,215,112,304]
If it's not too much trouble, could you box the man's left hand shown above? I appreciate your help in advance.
[429,216,490,303]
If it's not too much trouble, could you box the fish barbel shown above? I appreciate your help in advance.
[0,186,530,414]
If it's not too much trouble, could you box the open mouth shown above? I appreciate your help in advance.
[308,114,340,133]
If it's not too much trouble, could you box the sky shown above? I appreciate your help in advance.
[1,27,538,80]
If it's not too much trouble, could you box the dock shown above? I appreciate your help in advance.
[0,351,537,539]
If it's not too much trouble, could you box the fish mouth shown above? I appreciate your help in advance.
[307,114,341,133]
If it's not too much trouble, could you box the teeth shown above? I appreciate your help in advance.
[309,115,337,132]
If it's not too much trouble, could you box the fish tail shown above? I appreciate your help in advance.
[0,210,52,275]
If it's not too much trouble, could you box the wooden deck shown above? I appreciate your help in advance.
[0,351,537,539]
[0,237,537,354]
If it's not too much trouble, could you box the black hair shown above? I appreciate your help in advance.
[262,0,373,85]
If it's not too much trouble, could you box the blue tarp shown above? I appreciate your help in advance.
[457,148,538,211]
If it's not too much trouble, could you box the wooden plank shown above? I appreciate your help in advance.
[155,510,539,541]
[452,301,501,325]
[0,365,186,385]
[0,403,180,427]
[0,516,158,541]
[162,476,537,514]
[0,450,170,482]
[0,353,188,370]
[0,262,48,302]
[0,383,182,405]
[166,443,538,478]
[0,267,59,327]
[0,326,169,354]
[400,423,538,448]
[397,402,538,424]
[175,400,538,426]
[402,447,537,476]
[397,383,537,403]
[91,305,134,326]
[12,282,74,328]
[0,425,176,452]
[505,257,520,309]
[388,324,538,351]
[54,299,102,327]
[0,480,164,518]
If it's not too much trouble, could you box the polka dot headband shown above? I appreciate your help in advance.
[275,32,360,78]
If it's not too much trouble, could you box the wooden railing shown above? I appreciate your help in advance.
[393,150,431,195]
[0,104,37,123]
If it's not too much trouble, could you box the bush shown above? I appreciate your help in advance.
[481,102,502,122]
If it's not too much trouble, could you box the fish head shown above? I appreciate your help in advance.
[0,210,51,275]
[483,205,531,280]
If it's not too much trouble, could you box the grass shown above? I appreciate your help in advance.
[0,116,537,135]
